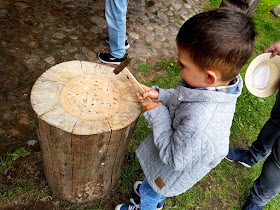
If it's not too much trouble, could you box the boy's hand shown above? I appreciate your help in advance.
[139,84,159,102]
[136,93,162,111]
[264,40,280,58]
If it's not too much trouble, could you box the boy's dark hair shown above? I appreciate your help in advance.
[176,8,256,81]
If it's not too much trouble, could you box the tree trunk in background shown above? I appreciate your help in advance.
[220,0,261,16]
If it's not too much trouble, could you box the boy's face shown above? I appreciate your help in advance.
[177,49,207,87]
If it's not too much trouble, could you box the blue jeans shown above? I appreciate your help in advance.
[140,178,166,210]
[105,0,128,58]
[248,90,280,206]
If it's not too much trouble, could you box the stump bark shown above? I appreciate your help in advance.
[30,61,142,202]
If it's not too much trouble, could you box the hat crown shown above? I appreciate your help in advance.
[245,53,280,98]
[252,64,270,89]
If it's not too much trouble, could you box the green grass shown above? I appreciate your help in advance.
[0,150,51,205]
[0,148,29,177]
[144,40,151,47]
[6,147,30,161]
[205,0,222,9]
[138,62,152,75]
[0,156,13,177]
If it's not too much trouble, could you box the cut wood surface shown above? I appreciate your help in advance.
[30,61,143,202]
[31,61,142,135]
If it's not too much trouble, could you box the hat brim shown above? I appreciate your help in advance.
[245,53,280,98]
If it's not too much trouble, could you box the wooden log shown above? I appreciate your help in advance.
[31,61,142,202]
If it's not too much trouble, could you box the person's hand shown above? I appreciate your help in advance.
[264,40,280,58]
[136,92,162,111]
[139,84,159,102]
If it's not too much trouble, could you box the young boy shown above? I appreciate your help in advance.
[116,8,256,210]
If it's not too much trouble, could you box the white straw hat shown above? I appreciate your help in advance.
[245,53,280,98]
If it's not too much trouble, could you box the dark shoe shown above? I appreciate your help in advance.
[105,37,130,50]
[133,181,164,210]
[226,148,255,168]
[115,198,140,210]
[98,53,127,65]
[243,199,264,210]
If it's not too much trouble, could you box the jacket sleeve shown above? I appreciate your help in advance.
[144,105,214,171]
[151,85,176,106]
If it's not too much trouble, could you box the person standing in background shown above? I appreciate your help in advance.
[226,40,280,210]
[98,0,130,65]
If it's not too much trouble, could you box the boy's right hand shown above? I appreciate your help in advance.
[140,84,159,102]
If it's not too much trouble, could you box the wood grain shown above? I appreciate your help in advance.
[31,61,142,202]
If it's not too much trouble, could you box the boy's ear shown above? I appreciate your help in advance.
[205,70,218,85]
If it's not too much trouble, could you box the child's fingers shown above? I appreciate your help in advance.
[142,101,152,110]
[140,84,151,92]
[142,92,149,99]
[143,91,158,100]
[141,101,149,107]
[139,84,159,101]
[136,92,145,103]
[136,92,142,99]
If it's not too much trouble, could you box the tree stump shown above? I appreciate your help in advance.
[30,61,142,203]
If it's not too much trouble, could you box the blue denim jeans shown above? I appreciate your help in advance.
[140,178,166,210]
[248,90,280,206]
[105,0,128,58]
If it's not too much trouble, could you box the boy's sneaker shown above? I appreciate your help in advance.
[115,198,139,210]
[243,199,264,210]
[105,37,130,50]
[133,181,164,210]
[98,53,127,65]
[133,181,142,197]
[225,148,255,168]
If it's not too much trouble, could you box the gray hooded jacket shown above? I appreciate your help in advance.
[136,75,243,197]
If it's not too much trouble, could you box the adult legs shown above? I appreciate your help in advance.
[249,135,280,207]
[249,91,280,163]
[105,0,129,58]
